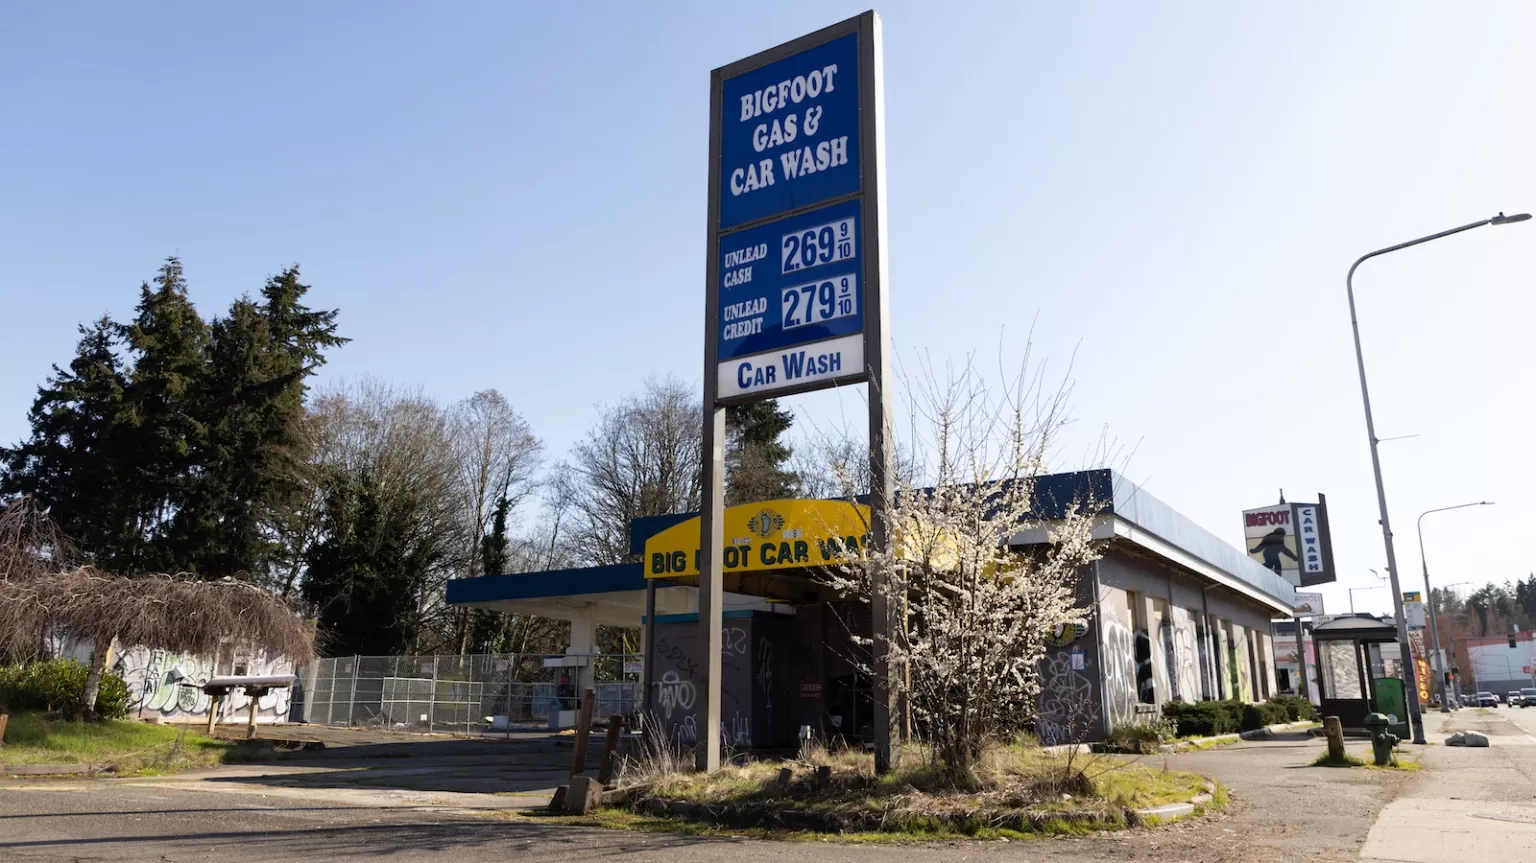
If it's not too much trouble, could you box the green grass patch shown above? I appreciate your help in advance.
[1310,751,1366,768]
[1366,755,1421,772]
[0,712,243,774]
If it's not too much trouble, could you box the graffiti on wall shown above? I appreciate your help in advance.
[1100,614,1138,726]
[1170,607,1200,703]
[111,646,293,724]
[654,670,697,721]
[757,637,774,719]
[1230,625,1251,701]
[651,628,755,746]
[1037,647,1096,745]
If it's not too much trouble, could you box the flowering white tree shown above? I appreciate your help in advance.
[818,351,1105,772]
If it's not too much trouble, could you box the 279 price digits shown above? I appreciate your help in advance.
[781,274,857,331]
[781,216,855,274]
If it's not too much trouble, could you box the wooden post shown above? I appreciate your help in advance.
[1324,715,1346,761]
[568,688,596,778]
[206,694,221,737]
[246,689,261,740]
[598,715,624,786]
[0,713,9,747]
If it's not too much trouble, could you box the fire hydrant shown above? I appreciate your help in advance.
[1363,712,1399,766]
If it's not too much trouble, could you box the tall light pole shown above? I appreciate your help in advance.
[1346,211,1530,744]
[1418,502,1494,712]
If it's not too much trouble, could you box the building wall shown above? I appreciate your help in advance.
[647,612,798,748]
[53,639,295,724]
[1093,547,1281,727]
[1467,632,1536,693]
[1036,564,1109,745]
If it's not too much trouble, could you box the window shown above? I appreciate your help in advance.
[1247,630,1265,700]
[1128,591,1155,704]
[1223,621,1240,698]
[1195,615,1214,699]
[1152,597,1175,700]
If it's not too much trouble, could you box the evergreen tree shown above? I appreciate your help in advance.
[0,319,134,571]
[724,399,799,504]
[464,496,512,652]
[481,496,511,577]
[115,258,209,573]
[2,259,344,583]
[178,267,345,580]
[303,472,430,656]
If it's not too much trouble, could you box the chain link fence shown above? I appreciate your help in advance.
[300,653,642,734]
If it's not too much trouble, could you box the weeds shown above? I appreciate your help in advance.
[1310,751,1366,768]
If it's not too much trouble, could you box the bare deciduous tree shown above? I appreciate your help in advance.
[564,377,702,565]
[450,390,542,578]
[0,495,73,583]
[300,380,464,654]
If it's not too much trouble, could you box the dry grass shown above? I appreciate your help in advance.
[615,736,1209,835]
[0,568,315,663]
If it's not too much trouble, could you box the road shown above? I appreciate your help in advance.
[0,727,1405,863]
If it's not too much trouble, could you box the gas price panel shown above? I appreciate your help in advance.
[716,198,863,373]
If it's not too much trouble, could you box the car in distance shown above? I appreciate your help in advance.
[1477,691,1499,708]
[1509,691,1524,707]
[1521,688,1536,707]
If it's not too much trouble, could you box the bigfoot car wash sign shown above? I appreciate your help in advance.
[1242,496,1337,588]
[708,15,886,401]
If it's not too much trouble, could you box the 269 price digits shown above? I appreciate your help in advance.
[781,216,855,274]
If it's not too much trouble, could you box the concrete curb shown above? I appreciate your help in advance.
[0,763,110,776]
[1132,790,1214,823]
[1160,719,1319,751]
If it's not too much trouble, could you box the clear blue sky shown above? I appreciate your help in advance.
[2,2,1532,617]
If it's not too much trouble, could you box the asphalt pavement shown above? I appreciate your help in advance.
[0,724,1408,863]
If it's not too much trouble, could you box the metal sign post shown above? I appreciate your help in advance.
[699,11,890,773]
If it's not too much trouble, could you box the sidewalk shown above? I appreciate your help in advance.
[1360,707,1536,863]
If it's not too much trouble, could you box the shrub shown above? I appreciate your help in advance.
[1161,699,1243,737]
[1268,694,1318,722]
[1104,719,1175,752]
[1240,700,1290,731]
[0,659,132,720]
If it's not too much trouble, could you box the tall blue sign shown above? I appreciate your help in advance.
[718,34,860,230]
[696,9,893,776]
[707,20,881,403]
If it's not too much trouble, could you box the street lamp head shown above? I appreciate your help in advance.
[1490,212,1532,225]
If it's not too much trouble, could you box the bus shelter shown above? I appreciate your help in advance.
[1311,615,1402,730]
